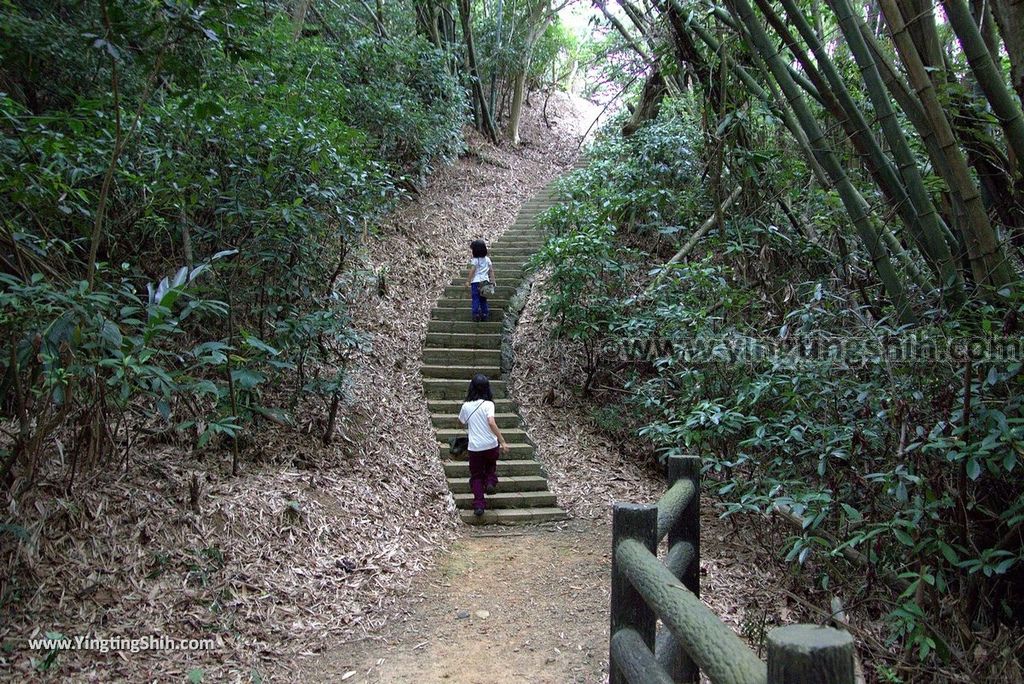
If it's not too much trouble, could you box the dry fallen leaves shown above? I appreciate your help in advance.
[0,94,586,681]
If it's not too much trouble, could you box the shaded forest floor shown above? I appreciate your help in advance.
[3,93,810,683]
[297,271,811,683]
[297,188,809,682]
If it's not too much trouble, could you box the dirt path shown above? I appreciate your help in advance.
[299,244,801,684]
[304,520,611,683]
[300,517,796,684]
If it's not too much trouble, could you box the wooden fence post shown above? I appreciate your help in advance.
[610,503,658,684]
[767,624,855,684]
[659,455,701,682]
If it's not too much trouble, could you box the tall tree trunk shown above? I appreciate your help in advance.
[488,0,504,116]
[941,0,1024,177]
[878,0,1016,289]
[830,0,964,298]
[458,0,498,142]
[292,0,312,39]
[506,0,551,145]
[729,0,917,323]
[990,0,1024,106]
[507,69,527,144]
[622,69,666,136]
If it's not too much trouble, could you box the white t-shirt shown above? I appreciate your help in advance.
[458,399,498,451]
[470,256,492,283]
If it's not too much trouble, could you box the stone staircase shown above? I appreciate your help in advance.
[425,186,568,525]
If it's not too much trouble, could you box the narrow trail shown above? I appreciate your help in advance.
[305,521,611,683]
[425,184,567,524]
[302,148,800,682]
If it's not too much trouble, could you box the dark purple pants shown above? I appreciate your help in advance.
[468,446,499,509]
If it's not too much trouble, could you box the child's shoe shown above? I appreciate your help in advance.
[473,507,485,517]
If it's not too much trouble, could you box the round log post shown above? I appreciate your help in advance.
[767,624,855,684]
[660,454,701,682]
[610,503,658,684]
[610,628,675,684]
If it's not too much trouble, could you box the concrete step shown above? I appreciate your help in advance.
[456,263,530,274]
[490,247,540,255]
[431,308,506,322]
[488,256,530,265]
[443,284,517,299]
[443,459,542,478]
[448,278,525,288]
[431,413,522,429]
[425,332,503,349]
[454,491,557,509]
[498,237,543,245]
[446,475,549,494]
[421,364,501,380]
[427,321,503,334]
[460,507,568,525]
[435,298,510,310]
[503,226,544,233]
[496,235,543,243]
[441,442,535,460]
[436,427,527,442]
[501,226,545,233]
[422,348,502,365]
[487,265,530,275]
[423,378,506,400]
[495,247,541,255]
[428,398,515,412]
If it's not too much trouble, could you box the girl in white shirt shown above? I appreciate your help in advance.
[466,239,495,322]
[458,374,510,516]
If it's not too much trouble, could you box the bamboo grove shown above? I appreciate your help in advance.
[528,0,1024,677]
[615,0,1023,312]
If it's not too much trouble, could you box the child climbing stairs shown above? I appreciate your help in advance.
[423,187,568,525]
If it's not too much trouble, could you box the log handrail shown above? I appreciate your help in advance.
[609,455,856,684]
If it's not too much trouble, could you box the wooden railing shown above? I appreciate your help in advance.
[609,455,856,684]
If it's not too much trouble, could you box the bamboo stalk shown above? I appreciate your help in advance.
[877,0,1016,290]
[771,0,961,299]
[687,19,830,189]
[829,0,964,301]
[762,0,936,294]
[729,0,917,323]
[941,0,1024,176]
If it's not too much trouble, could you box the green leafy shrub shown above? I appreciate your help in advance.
[537,96,1024,667]
[0,0,464,486]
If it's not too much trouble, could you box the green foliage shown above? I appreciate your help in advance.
[528,17,581,86]
[0,0,464,481]
[472,4,585,119]
[538,98,1024,666]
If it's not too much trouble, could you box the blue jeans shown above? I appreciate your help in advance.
[471,282,490,321]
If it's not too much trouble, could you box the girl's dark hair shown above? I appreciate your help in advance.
[465,373,494,402]
[470,239,488,258]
